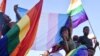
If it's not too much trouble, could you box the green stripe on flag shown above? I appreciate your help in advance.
[7,24,20,54]
[68,5,84,16]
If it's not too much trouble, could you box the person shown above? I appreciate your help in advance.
[78,26,99,56]
[59,26,76,55]
[0,4,21,38]
[14,4,21,22]
[42,50,63,56]
[41,51,49,56]
[0,12,5,39]
[1,14,12,36]
[49,44,62,54]
[50,52,63,56]
[59,16,76,55]
[73,35,80,48]
[49,17,76,55]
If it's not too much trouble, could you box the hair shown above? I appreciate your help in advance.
[3,14,11,23]
[60,26,71,38]
[83,26,89,31]
[73,35,79,41]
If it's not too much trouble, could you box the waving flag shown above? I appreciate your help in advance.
[0,0,43,56]
[30,0,88,51]
[67,45,88,56]
[17,7,68,50]
[30,13,68,50]
[17,7,28,17]
[16,0,88,51]
[66,0,88,28]
[18,0,88,29]
[0,0,6,13]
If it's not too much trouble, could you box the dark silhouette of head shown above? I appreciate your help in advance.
[60,26,71,39]
[83,26,89,36]
[3,14,11,23]
[73,35,79,42]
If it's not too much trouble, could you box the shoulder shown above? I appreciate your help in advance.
[78,36,84,42]
[79,36,84,38]
[69,39,76,48]
[9,22,16,27]
[79,36,84,40]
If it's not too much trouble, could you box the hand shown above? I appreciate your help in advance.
[42,51,49,56]
[95,41,99,46]
[14,4,18,12]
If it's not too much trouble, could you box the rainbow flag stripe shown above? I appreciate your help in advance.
[67,0,88,28]
[0,0,43,56]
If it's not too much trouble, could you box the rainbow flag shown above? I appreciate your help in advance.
[0,0,43,56]
[17,7,28,17]
[29,0,88,51]
[67,45,88,56]
[17,7,69,50]
[66,0,88,28]
[0,0,6,13]
[17,7,68,48]
[18,0,88,29]
[2,0,88,52]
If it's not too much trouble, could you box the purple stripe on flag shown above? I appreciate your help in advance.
[72,10,88,28]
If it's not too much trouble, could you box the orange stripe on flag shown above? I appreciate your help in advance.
[0,0,6,13]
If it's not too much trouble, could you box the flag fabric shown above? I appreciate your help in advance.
[30,0,88,51]
[17,7,28,17]
[17,0,88,29]
[67,45,88,56]
[0,0,43,56]
[2,0,88,52]
[15,7,69,51]
[30,13,69,50]
[0,0,6,13]
[17,7,69,50]
[66,0,88,28]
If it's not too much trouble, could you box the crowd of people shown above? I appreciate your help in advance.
[42,26,99,56]
[0,4,99,56]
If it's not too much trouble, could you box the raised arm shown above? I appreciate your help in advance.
[69,16,72,37]
[94,40,99,50]
[14,5,21,22]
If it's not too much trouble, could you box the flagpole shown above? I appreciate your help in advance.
[88,20,96,38]
[87,20,100,50]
